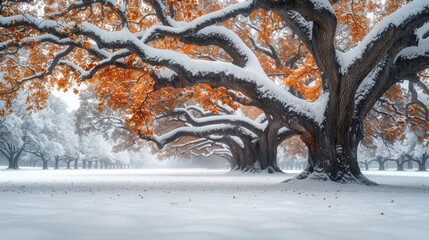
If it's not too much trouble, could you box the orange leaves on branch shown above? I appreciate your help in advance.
[282,54,321,101]
[191,85,238,114]
[334,0,406,44]
[165,0,199,21]
[82,41,92,49]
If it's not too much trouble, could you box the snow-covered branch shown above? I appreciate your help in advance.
[146,124,239,150]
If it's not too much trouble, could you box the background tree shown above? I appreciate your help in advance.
[0,92,32,169]
[25,95,72,169]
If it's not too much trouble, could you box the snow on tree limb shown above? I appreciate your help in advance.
[146,124,239,150]
[338,0,429,77]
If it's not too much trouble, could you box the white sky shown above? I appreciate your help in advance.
[52,89,80,112]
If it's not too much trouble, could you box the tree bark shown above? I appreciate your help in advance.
[417,163,426,171]
[396,157,404,171]
[74,159,78,169]
[12,148,23,169]
[256,124,283,173]
[377,158,385,171]
[297,121,376,185]
[407,159,413,170]
[54,156,60,169]
[360,161,370,171]
[418,156,427,171]
[7,156,14,169]
[42,157,48,170]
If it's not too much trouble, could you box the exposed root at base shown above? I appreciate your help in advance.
[354,173,378,186]
[283,167,378,186]
[230,165,285,174]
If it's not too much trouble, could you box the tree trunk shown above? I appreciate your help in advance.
[257,124,283,173]
[407,159,413,170]
[295,120,376,185]
[82,160,87,169]
[417,157,426,171]
[304,133,351,181]
[55,156,60,169]
[227,142,243,172]
[4,151,19,169]
[74,159,78,169]
[240,139,258,172]
[397,157,404,171]
[66,161,71,169]
[7,156,14,169]
[360,161,369,171]
[94,160,99,169]
[42,157,48,170]
[13,148,23,169]
[88,161,93,169]
[376,157,385,171]
[227,157,237,171]
[422,154,428,172]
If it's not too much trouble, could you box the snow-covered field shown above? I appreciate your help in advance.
[0,169,428,240]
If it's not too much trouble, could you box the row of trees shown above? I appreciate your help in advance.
[0,0,428,184]
[0,91,146,169]
[77,85,427,173]
[359,129,429,171]
[0,84,426,172]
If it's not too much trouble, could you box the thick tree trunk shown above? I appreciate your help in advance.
[13,149,23,169]
[88,161,93,169]
[42,158,48,170]
[74,159,78,169]
[55,156,60,169]
[407,159,413,170]
[360,161,369,171]
[295,121,376,185]
[377,157,385,171]
[228,158,237,170]
[417,157,426,171]
[240,139,258,172]
[82,160,87,169]
[397,157,404,171]
[229,144,243,171]
[94,160,99,169]
[422,154,428,171]
[228,137,257,173]
[7,156,14,169]
[257,124,283,173]
[4,151,20,169]
[66,161,71,169]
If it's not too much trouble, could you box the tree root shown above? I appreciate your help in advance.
[284,167,378,186]
[229,164,285,174]
[354,173,378,186]
[265,165,284,174]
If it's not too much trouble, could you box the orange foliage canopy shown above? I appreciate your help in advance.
[0,0,418,139]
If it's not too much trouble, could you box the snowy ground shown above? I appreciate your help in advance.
[0,169,428,240]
